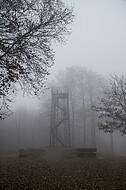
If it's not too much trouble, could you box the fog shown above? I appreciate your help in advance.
[1,66,126,157]
[1,0,126,157]
[52,0,126,76]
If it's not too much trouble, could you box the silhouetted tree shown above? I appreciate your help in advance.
[93,75,126,135]
[51,66,104,147]
[0,0,74,119]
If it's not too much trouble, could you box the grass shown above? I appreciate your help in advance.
[0,153,126,190]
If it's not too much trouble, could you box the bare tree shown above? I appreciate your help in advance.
[51,66,104,147]
[87,74,96,147]
[0,0,74,118]
[93,75,126,135]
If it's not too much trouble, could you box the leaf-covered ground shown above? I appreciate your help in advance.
[0,157,126,190]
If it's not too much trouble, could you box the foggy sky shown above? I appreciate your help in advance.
[15,0,126,110]
[51,0,126,76]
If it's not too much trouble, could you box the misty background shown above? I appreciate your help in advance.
[0,0,126,156]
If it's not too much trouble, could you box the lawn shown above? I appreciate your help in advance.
[0,154,126,190]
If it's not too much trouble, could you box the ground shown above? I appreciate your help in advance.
[0,151,126,190]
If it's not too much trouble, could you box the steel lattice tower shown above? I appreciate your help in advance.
[49,87,71,147]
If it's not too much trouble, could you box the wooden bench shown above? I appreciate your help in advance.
[19,148,45,158]
[76,148,97,158]
[19,149,27,158]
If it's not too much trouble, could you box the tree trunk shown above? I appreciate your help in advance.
[88,79,96,148]
[81,76,86,147]
[90,110,96,148]
[71,102,75,147]
[82,93,86,147]
[110,132,114,154]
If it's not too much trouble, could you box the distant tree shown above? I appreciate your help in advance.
[52,66,104,147]
[0,0,74,119]
[93,75,126,135]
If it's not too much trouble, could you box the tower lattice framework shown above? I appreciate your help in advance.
[50,87,71,147]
